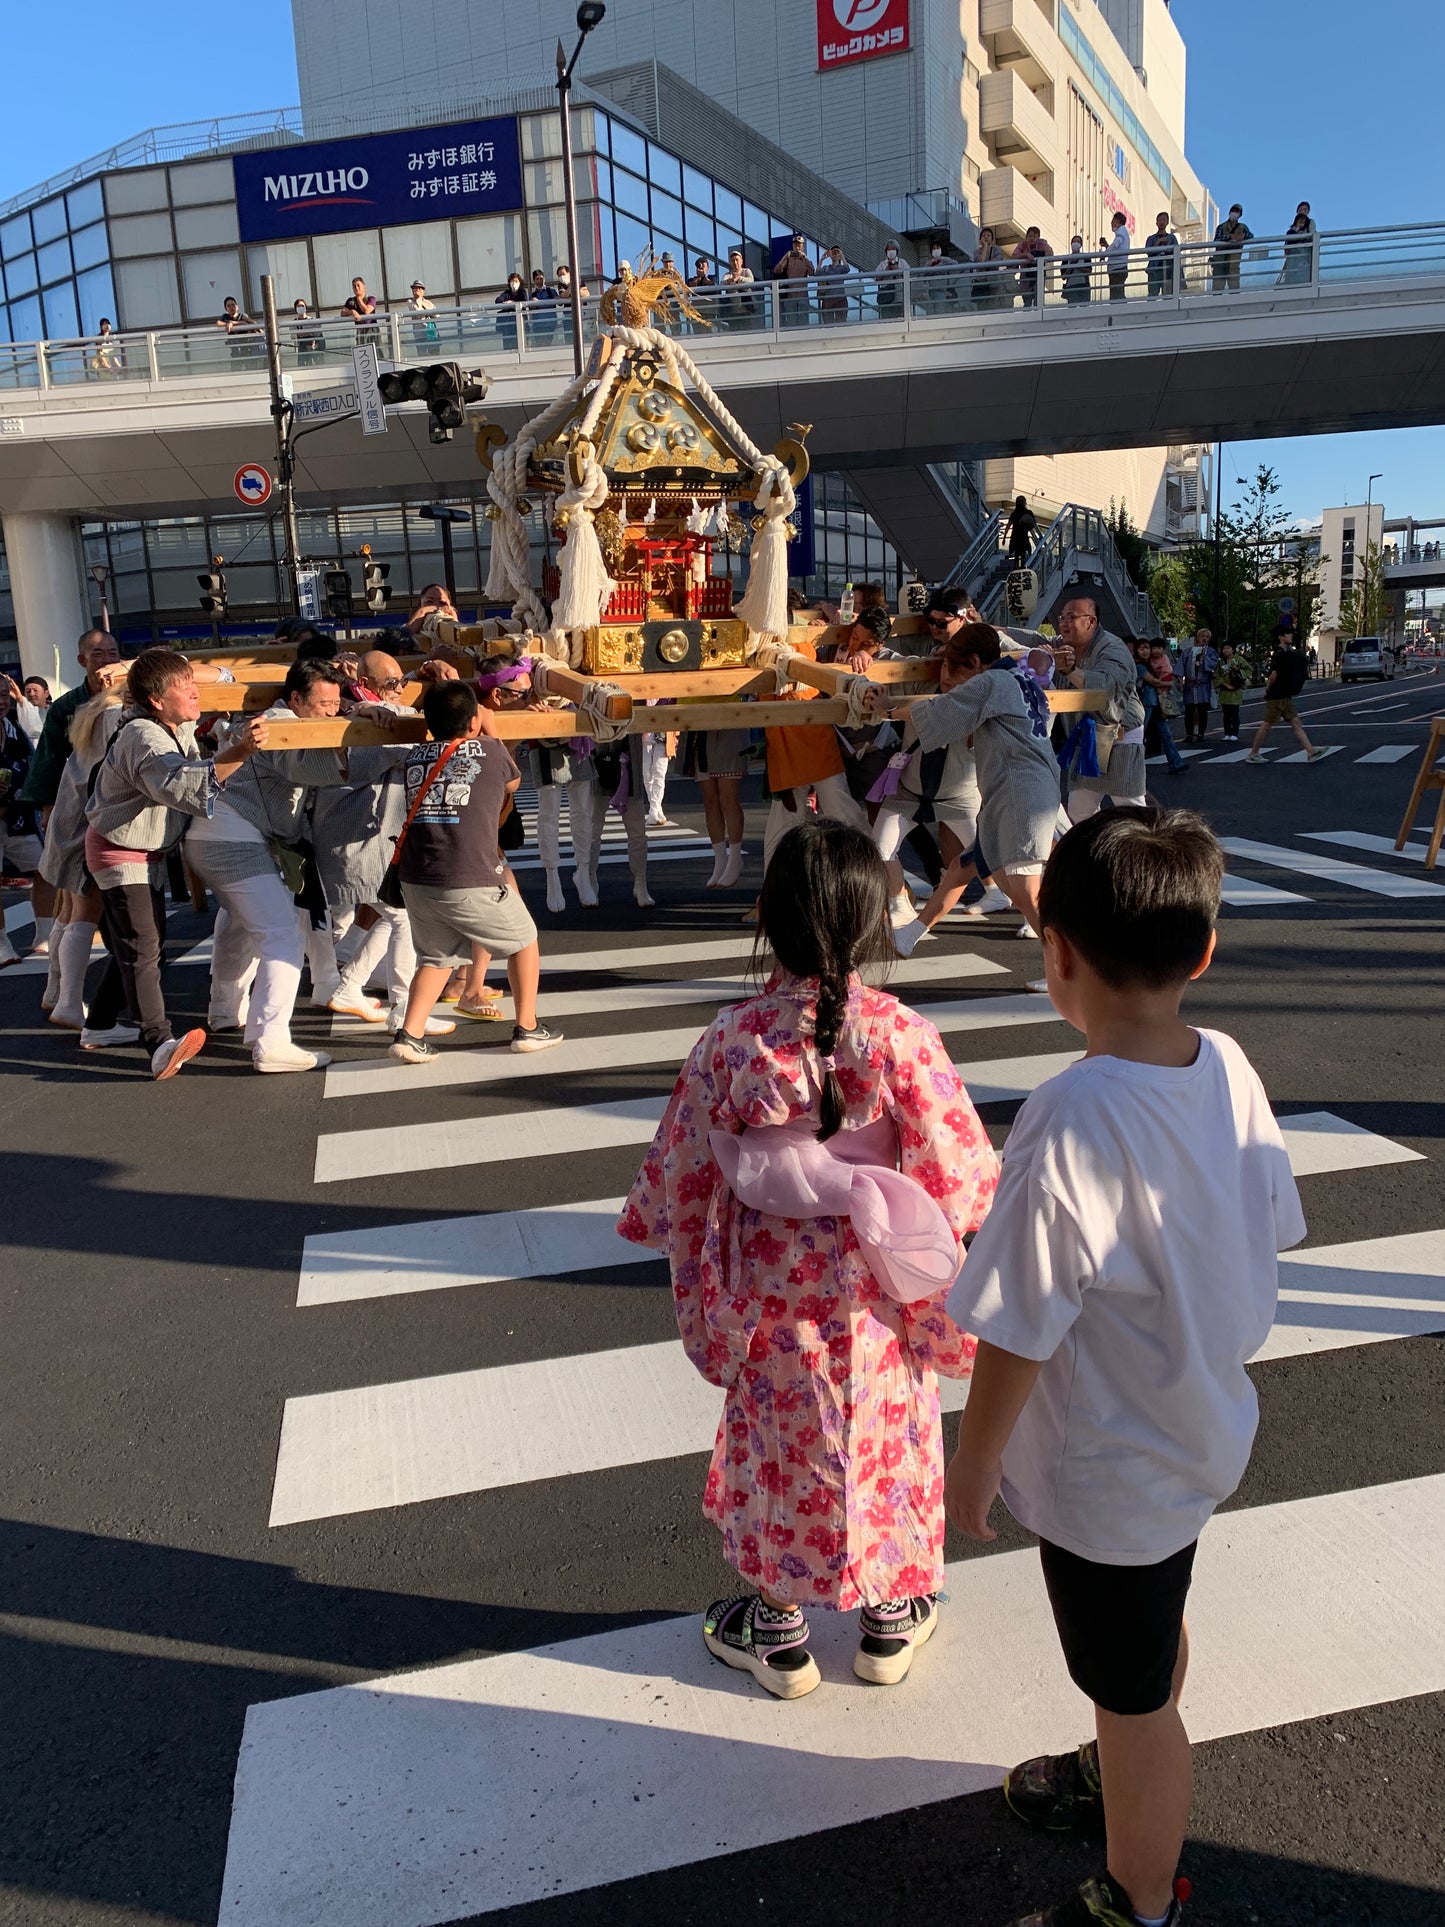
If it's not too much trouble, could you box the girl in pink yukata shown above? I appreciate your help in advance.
[618,821,999,1699]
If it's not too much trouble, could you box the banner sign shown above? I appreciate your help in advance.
[234,116,523,243]
[817,0,910,70]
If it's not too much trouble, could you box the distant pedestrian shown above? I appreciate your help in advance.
[1213,640,1249,739]
[1211,204,1253,293]
[873,239,905,320]
[340,277,379,342]
[1280,202,1317,285]
[494,271,528,348]
[528,269,558,346]
[918,239,958,315]
[1062,236,1093,306]
[406,278,438,348]
[1107,212,1131,301]
[292,297,326,364]
[773,232,815,327]
[1006,495,1039,565]
[1179,628,1219,741]
[972,227,1007,310]
[88,317,121,377]
[1137,640,1186,774]
[1015,226,1052,307]
[720,247,756,329]
[1144,212,1179,297]
[816,242,852,323]
[1247,626,1328,761]
[686,255,717,328]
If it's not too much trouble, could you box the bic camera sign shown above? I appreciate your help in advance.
[818,0,910,70]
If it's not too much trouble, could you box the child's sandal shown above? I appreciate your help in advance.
[702,1594,820,1700]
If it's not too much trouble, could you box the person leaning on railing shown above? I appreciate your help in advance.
[1144,213,1180,297]
[1279,203,1318,286]
[971,229,1007,312]
[1061,237,1093,307]
[720,247,756,330]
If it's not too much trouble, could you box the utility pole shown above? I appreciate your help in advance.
[1360,472,1383,636]
[556,3,606,379]
[261,273,302,615]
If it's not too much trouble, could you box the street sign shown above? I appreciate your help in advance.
[352,343,388,437]
[296,566,324,622]
[233,463,273,506]
[1278,596,1296,613]
[291,384,360,425]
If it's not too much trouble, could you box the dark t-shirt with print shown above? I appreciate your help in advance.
[399,736,518,888]
[1267,645,1309,700]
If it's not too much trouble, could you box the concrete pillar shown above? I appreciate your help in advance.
[3,512,91,694]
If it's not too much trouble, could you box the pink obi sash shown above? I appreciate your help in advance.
[708,1113,958,1304]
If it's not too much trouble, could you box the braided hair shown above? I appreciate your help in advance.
[757,821,892,1141]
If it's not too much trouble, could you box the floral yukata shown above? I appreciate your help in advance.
[619,971,999,1610]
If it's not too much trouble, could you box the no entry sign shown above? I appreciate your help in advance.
[234,464,273,507]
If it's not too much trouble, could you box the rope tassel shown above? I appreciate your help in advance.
[735,460,796,643]
[551,451,617,637]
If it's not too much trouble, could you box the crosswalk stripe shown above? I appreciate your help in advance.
[225,1471,1445,1926]
[295,1112,1420,1308]
[1219,875,1308,907]
[312,1049,1084,1184]
[270,1222,1445,1525]
[1276,745,1344,763]
[1300,830,1436,865]
[1218,837,1445,899]
[1208,746,1270,763]
[323,992,1062,1100]
[1354,744,1421,764]
[328,948,1009,1040]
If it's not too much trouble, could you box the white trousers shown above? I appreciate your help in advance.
[337,903,417,1017]
[763,774,869,871]
[206,871,305,1054]
[873,802,978,864]
[642,736,670,818]
[584,788,649,892]
[1066,788,1147,825]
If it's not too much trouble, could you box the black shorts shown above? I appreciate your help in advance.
[1039,1537,1197,1716]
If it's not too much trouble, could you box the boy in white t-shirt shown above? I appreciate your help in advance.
[945,807,1305,1927]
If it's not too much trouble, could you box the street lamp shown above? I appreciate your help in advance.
[557,1,606,379]
[417,505,474,602]
[88,562,112,634]
[1360,472,1383,636]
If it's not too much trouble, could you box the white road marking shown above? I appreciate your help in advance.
[1219,875,1308,907]
[1276,745,1344,764]
[224,1474,1445,1925]
[1353,745,1422,763]
[1276,1111,1425,1178]
[1300,830,1435,864]
[1209,746,1271,763]
[1261,1228,1445,1359]
[1218,837,1445,899]
[312,1049,1083,1184]
[323,993,1062,1101]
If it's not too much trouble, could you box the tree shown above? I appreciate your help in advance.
[1104,499,1151,591]
[1147,553,1193,638]
[1337,538,1391,638]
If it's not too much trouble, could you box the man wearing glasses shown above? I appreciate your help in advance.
[353,649,412,704]
[1044,597,1147,820]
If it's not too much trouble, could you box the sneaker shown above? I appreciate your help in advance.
[892,917,930,958]
[511,1021,564,1054]
[1015,922,1039,939]
[387,1012,455,1037]
[963,882,1012,917]
[702,1594,820,1700]
[252,1042,331,1074]
[389,1030,438,1064]
[152,1029,206,1081]
[1166,763,1189,776]
[1004,1738,1103,1830]
[1244,752,1264,764]
[79,1023,141,1050]
[853,1594,939,1685]
[1005,1872,1189,1926]
[1306,746,1330,762]
[329,986,388,1022]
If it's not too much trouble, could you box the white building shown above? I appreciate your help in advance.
[1318,501,1386,659]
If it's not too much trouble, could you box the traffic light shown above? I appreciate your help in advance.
[197,558,228,618]
[377,363,491,443]
[361,545,392,612]
[324,568,354,622]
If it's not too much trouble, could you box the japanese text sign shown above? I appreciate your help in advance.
[817,0,910,70]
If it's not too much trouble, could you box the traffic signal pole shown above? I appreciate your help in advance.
[261,273,303,615]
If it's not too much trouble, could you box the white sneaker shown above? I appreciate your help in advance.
[328,985,388,1022]
[976,883,1012,915]
[1027,977,1050,994]
[1015,922,1038,939]
[152,1030,206,1080]
[388,1012,455,1036]
[892,917,930,957]
[252,1042,332,1073]
[80,1023,141,1050]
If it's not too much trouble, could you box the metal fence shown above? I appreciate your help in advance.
[4,221,1445,394]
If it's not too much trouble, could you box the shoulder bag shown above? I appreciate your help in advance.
[377,739,461,908]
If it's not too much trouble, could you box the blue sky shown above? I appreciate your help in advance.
[3,0,1441,527]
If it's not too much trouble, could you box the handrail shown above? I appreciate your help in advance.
[976,504,1157,637]
[5,217,1445,395]
[942,510,1006,594]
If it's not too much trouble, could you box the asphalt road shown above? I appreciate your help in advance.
[1,665,1442,1927]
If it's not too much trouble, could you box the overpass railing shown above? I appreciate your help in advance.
[3,221,1445,394]
[973,505,1158,638]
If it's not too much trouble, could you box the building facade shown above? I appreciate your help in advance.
[1317,501,1386,660]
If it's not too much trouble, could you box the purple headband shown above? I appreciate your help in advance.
[474,654,534,694]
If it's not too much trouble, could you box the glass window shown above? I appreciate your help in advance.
[596,210,617,281]
[174,204,240,250]
[1,213,31,260]
[525,159,567,205]
[650,189,683,239]
[245,239,312,312]
[114,256,181,329]
[66,180,105,229]
[685,207,716,261]
[521,113,563,162]
[109,212,175,258]
[575,203,604,282]
[71,222,109,272]
[169,159,236,206]
[42,280,79,339]
[614,214,651,271]
[381,222,455,299]
[312,231,382,308]
[714,185,742,238]
[594,157,612,206]
[104,169,169,216]
[455,213,524,293]
[77,264,117,335]
[32,198,68,246]
[611,167,648,223]
[646,144,681,197]
[593,114,611,156]
[181,250,243,321]
[743,201,771,244]
[5,252,38,298]
[7,292,42,344]
[37,238,71,284]
[571,107,597,155]
[526,207,569,278]
[683,165,713,214]
[609,122,648,179]
[0,305,10,345]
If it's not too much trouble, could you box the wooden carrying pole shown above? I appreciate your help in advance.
[1393,714,1445,869]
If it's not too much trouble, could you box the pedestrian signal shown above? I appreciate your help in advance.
[361,546,392,612]
[324,567,354,621]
